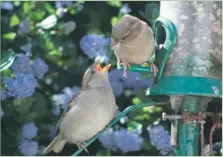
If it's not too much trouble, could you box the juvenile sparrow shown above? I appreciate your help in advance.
[43,63,117,154]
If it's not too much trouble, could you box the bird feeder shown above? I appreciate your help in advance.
[72,2,222,156]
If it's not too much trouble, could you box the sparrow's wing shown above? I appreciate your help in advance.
[55,90,84,132]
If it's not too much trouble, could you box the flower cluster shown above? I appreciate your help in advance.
[80,34,111,63]
[3,74,37,99]
[119,4,132,14]
[99,127,143,153]
[52,86,80,116]
[18,122,39,156]
[18,140,39,156]
[149,125,173,155]
[2,54,49,100]
[108,69,153,97]
[21,123,39,140]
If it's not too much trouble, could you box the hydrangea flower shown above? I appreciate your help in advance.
[80,34,110,59]
[18,139,39,156]
[120,4,131,14]
[138,78,153,88]
[1,2,13,11]
[55,1,73,8]
[109,69,123,82]
[110,81,124,97]
[10,54,35,76]
[121,72,141,88]
[149,125,173,155]
[1,89,7,100]
[31,58,49,79]
[11,55,49,80]
[52,86,80,109]
[99,127,143,153]
[18,20,30,35]
[99,128,117,151]
[114,128,143,153]
[3,74,37,99]
[22,123,38,140]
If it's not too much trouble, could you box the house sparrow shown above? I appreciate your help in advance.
[43,63,117,154]
[111,15,158,78]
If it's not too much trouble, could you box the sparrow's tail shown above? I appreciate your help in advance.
[43,134,67,154]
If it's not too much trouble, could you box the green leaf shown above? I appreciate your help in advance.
[36,14,57,29]
[23,2,29,15]
[10,14,20,27]
[31,10,46,21]
[44,3,56,14]
[128,121,142,131]
[107,0,122,8]
[49,50,62,56]
[111,17,119,26]
[132,97,142,105]
[0,49,16,72]
[3,32,16,40]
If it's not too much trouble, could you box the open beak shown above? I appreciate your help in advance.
[97,63,111,72]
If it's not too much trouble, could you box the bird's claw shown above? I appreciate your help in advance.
[150,63,158,77]
[77,143,89,154]
[123,71,127,78]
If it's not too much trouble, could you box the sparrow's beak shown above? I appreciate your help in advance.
[96,63,111,72]
[102,64,112,72]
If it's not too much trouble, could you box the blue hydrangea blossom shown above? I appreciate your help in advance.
[31,58,49,79]
[11,55,49,80]
[99,128,117,151]
[18,139,39,156]
[1,2,13,11]
[22,123,38,140]
[99,127,143,153]
[80,34,110,60]
[121,72,141,88]
[55,1,73,8]
[10,54,35,76]
[149,125,173,155]
[52,86,80,109]
[3,74,37,99]
[120,4,131,14]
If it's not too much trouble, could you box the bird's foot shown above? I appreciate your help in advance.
[149,62,158,77]
[122,63,128,78]
[77,143,89,154]
[123,70,127,78]
[126,62,131,70]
